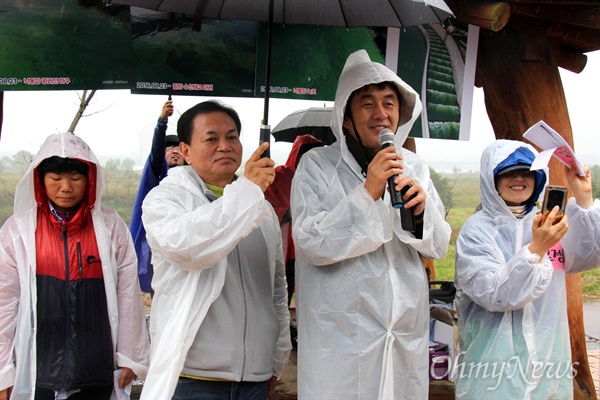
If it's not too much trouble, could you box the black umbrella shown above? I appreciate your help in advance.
[111,0,453,155]
[272,107,336,145]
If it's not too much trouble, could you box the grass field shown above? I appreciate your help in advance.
[1,168,598,298]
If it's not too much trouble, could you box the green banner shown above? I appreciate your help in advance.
[0,0,134,90]
[254,24,386,102]
[0,2,472,140]
[130,9,256,97]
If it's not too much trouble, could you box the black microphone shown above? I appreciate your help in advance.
[378,129,403,208]
[377,129,416,232]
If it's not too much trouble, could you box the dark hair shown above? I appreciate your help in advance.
[344,82,402,122]
[177,100,242,145]
[38,156,89,186]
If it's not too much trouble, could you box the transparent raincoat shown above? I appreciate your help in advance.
[140,167,291,399]
[291,50,452,399]
[0,133,149,399]
[454,139,600,399]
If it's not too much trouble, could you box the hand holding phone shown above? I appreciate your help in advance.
[540,185,568,225]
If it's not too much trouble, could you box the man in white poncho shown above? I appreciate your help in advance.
[141,100,291,400]
[291,50,452,399]
[454,139,600,399]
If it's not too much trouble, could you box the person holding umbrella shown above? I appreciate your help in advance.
[140,100,291,400]
[130,98,185,294]
[291,49,451,399]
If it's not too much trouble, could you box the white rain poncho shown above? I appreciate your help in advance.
[454,139,600,399]
[291,50,452,399]
[140,166,291,399]
[0,133,149,399]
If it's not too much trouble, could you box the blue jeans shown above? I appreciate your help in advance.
[172,378,269,400]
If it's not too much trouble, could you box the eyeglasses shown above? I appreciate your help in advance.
[166,145,180,153]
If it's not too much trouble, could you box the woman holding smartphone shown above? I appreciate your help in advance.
[453,139,599,399]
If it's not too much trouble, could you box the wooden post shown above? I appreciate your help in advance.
[476,15,597,399]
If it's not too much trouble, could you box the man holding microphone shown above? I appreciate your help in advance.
[291,50,451,399]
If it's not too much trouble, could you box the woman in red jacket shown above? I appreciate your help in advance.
[0,133,148,400]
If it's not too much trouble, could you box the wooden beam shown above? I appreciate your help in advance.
[476,17,598,399]
[506,0,600,5]
[510,4,600,30]
[445,0,511,32]
[552,43,588,73]
[546,21,600,53]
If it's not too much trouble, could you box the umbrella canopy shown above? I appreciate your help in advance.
[272,107,336,145]
[111,0,452,28]
[111,0,453,155]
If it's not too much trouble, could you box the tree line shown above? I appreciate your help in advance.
[2,152,599,228]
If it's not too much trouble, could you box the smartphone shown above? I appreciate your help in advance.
[541,185,568,215]
[168,94,172,100]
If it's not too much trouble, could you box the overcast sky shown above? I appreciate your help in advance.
[1,51,598,172]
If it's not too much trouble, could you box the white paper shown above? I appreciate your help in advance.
[522,120,586,176]
[113,369,133,400]
[530,148,556,172]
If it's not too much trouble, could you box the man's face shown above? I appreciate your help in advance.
[165,144,184,167]
[43,171,89,212]
[495,169,536,206]
[342,85,401,155]
[180,111,243,187]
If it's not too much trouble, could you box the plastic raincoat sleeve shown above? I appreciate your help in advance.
[106,208,150,379]
[149,117,168,178]
[271,229,291,378]
[561,198,600,273]
[455,219,554,312]
[0,218,20,391]
[291,152,450,266]
[291,158,392,266]
[395,151,451,259]
[142,176,273,271]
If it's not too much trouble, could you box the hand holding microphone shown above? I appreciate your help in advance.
[377,129,416,232]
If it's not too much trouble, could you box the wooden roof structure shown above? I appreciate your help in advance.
[447,0,600,72]
[508,0,600,53]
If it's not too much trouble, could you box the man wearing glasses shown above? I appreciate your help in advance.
[131,99,186,294]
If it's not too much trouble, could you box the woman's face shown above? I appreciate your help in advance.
[495,169,536,206]
[43,171,88,212]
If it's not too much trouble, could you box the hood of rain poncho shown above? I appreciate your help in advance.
[16,133,104,217]
[481,140,547,215]
[331,49,422,165]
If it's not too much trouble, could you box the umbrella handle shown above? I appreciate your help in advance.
[260,124,271,158]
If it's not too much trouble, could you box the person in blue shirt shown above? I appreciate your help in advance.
[130,99,185,293]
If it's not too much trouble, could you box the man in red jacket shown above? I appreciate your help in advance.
[264,134,323,347]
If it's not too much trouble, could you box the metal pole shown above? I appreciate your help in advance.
[259,0,274,158]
